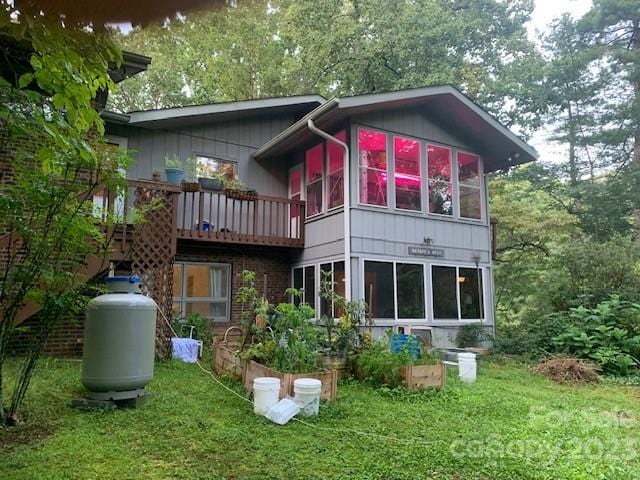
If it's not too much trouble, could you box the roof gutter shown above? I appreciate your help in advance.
[252,98,339,160]
[307,118,352,302]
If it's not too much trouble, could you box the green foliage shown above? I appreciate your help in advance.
[455,324,491,348]
[354,336,438,388]
[109,0,544,133]
[0,4,125,424]
[551,296,640,375]
[164,155,183,169]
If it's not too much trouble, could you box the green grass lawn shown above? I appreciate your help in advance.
[1,357,639,480]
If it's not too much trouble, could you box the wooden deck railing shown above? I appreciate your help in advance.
[176,190,305,247]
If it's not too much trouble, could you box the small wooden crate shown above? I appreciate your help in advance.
[212,341,244,379]
[242,360,337,402]
[399,363,446,390]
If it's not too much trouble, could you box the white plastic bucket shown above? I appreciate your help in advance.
[253,377,280,416]
[293,378,322,416]
[458,352,477,384]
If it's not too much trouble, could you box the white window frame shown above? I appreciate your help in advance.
[291,264,318,313]
[173,262,231,322]
[361,258,428,323]
[304,143,325,219]
[426,143,455,218]
[318,260,347,319]
[456,149,484,222]
[326,130,347,212]
[393,135,423,212]
[357,127,390,209]
[194,153,238,180]
[429,263,485,322]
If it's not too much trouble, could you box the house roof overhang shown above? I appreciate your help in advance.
[124,95,327,128]
[252,86,538,172]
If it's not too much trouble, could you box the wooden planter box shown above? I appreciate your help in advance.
[242,360,337,402]
[212,341,244,379]
[399,363,446,390]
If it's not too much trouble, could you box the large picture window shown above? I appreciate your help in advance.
[327,130,346,209]
[396,263,425,319]
[359,129,388,206]
[364,261,395,318]
[305,144,324,217]
[173,262,231,321]
[394,136,421,211]
[427,145,453,215]
[458,152,482,219]
[431,265,484,320]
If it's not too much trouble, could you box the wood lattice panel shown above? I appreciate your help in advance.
[130,185,179,359]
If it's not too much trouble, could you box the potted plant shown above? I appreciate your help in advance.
[223,178,257,201]
[198,173,225,191]
[164,156,184,185]
[182,157,200,192]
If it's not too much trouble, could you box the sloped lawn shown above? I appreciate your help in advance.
[1,357,639,479]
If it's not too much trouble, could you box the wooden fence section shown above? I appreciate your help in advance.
[176,191,305,247]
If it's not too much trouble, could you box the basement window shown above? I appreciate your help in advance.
[173,262,231,322]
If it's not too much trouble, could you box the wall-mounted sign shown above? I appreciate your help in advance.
[408,246,445,258]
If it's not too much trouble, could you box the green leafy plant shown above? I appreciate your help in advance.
[164,155,183,169]
[551,296,640,375]
[456,323,491,348]
[184,157,198,182]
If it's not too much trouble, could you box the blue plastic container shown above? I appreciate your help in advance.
[390,334,420,360]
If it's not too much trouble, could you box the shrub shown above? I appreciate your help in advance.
[551,296,640,375]
[354,336,438,388]
[455,323,491,348]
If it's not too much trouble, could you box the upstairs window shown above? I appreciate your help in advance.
[196,155,237,180]
[394,136,421,211]
[458,152,482,220]
[427,145,453,215]
[358,129,388,206]
[305,144,324,217]
[327,130,346,209]
[289,168,302,219]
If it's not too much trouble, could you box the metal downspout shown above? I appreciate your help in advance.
[307,118,352,301]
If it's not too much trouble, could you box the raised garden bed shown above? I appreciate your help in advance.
[242,360,337,402]
[399,363,446,390]
[212,341,244,379]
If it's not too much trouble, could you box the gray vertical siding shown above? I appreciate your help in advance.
[109,113,296,197]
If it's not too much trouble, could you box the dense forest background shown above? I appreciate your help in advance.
[109,0,640,358]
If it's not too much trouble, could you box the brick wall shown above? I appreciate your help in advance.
[7,241,294,357]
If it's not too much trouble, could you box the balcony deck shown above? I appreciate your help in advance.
[176,190,305,247]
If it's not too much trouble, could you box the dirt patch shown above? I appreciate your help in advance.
[0,422,53,453]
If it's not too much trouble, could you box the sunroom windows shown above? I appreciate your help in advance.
[431,265,484,320]
[457,152,482,220]
[394,136,421,211]
[363,260,426,320]
[300,130,346,218]
[356,127,483,221]
[358,129,388,206]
